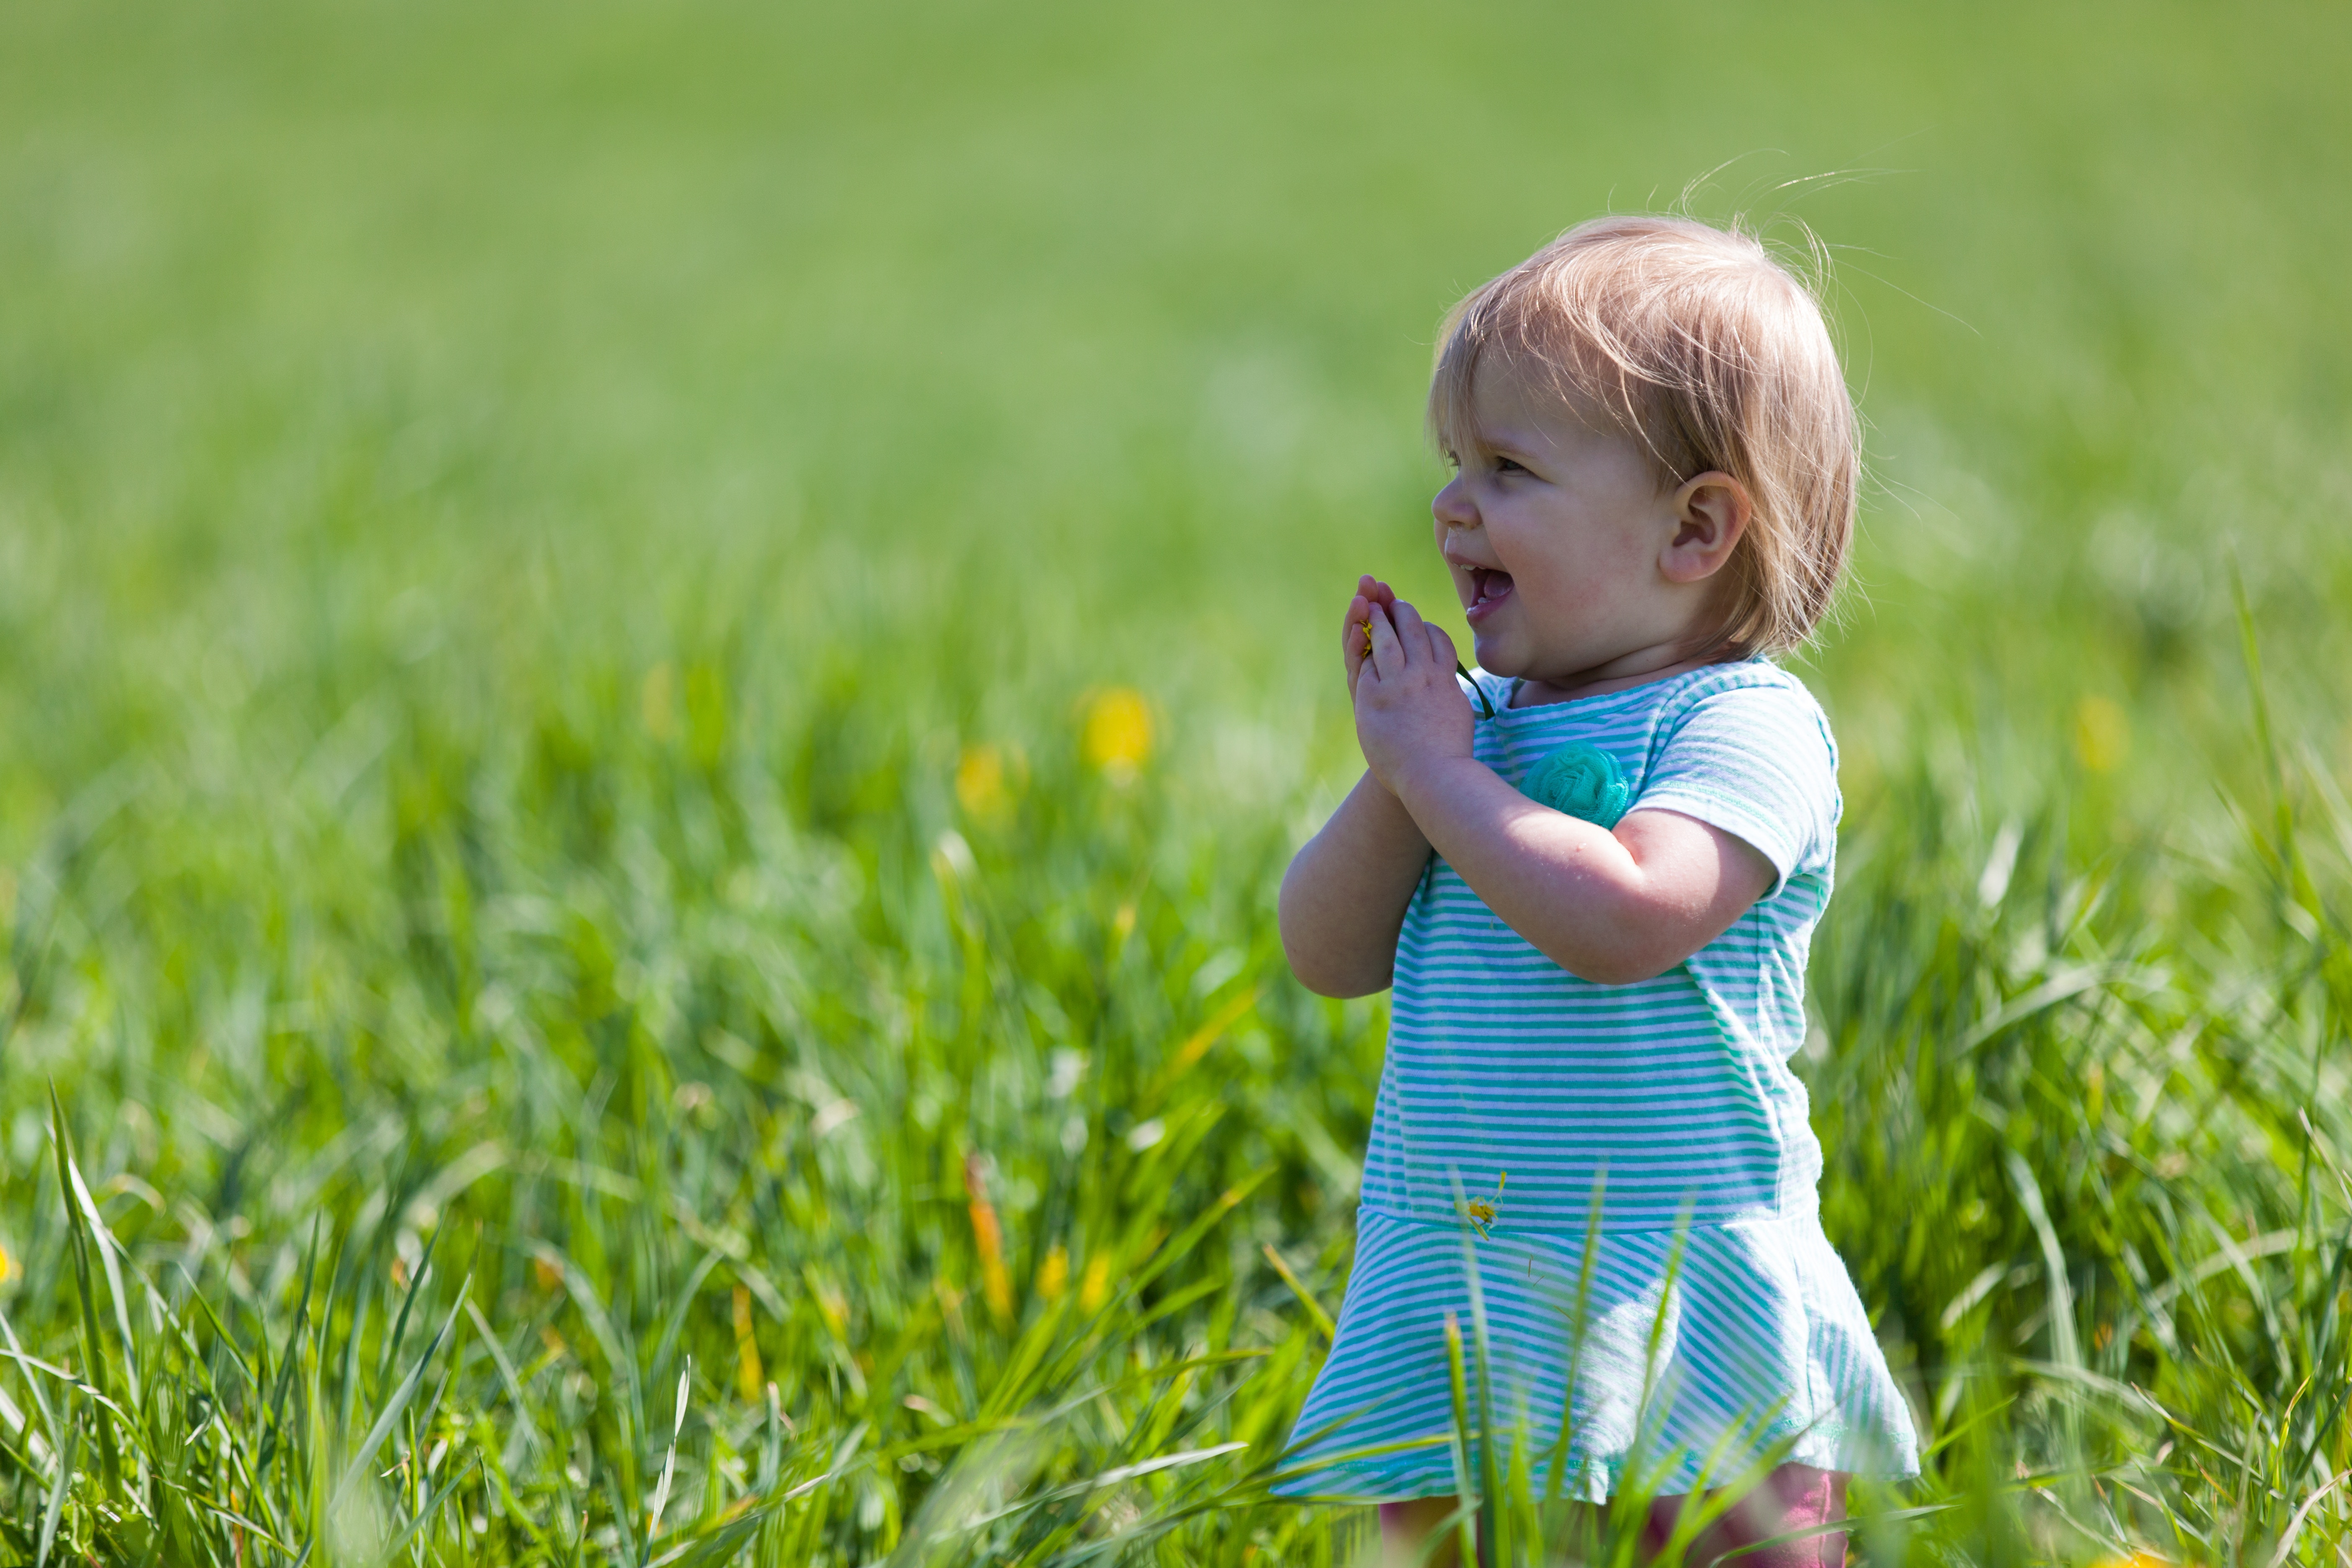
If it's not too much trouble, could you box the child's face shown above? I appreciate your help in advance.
[1431,353,1730,687]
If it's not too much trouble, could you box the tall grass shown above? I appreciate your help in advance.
[4,0,2352,1560]
[9,603,2352,1564]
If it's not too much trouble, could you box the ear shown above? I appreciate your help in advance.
[1660,471,1751,584]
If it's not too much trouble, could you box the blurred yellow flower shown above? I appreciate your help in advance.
[732,1283,764,1405]
[1036,1244,1069,1303]
[1079,1252,1113,1313]
[1081,687,1154,782]
[955,743,1020,821]
[2073,695,2129,773]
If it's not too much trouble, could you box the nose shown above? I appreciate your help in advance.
[1432,472,1476,531]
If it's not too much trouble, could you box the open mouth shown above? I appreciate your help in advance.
[1465,566,1514,620]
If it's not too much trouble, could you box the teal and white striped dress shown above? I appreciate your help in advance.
[1279,660,1919,1501]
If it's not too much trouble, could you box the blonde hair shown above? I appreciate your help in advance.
[1429,215,1856,659]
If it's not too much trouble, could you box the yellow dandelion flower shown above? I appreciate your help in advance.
[1036,1245,1070,1303]
[732,1284,764,1405]
[955,743,1018,821]
[1081,687,1154,782]
[1079,1252,1113,1313]
[1463,1172,1507,1239]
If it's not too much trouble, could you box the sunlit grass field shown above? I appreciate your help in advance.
[4,0,2352,1561]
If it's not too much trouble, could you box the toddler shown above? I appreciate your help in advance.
[1274,217,1919,1565]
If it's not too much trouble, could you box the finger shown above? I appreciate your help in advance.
[1387,598,1428,668]
[1364,577,1397,609]
[1364,602,1404,683]
[1425,622,1466,692]
[1426,621,1460,671]
[1342,593,1372,684]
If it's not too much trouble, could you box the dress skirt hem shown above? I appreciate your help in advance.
[1274,1207,1921,1504]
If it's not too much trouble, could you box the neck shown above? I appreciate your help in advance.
[1510,631,1738,708]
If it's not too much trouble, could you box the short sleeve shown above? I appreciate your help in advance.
[1632,678,1840,897]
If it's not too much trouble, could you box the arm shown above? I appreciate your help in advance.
[1277,576,1435,998]
[1390,767,1769,984]
[1356,600,1773,985]
[1279,769,1430,997]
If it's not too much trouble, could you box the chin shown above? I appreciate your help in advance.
[1469,638,1524,677]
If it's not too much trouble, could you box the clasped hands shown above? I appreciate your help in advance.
[1343,574,1477,803]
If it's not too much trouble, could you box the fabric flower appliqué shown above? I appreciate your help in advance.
[1522,743,1632,829]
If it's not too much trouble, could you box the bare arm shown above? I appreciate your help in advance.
[1356,598,1773,985]
[1390,766,1768,984]
[1277,576,1436,997]
[1279,769,1431,997]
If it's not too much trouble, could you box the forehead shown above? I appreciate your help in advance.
[1442,349,1625,457]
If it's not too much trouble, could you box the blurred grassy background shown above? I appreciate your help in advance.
[3,0,2352,1562]
[9,0,2351,804]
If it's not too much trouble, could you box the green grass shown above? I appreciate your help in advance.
[4,0,2352,1560]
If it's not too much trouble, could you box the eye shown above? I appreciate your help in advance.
[1492,455,1527,475]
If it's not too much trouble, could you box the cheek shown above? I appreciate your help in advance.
[1559,505,1658,575]
[1512,535,1640,618]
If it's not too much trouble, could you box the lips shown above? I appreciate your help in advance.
[1464,566,1514,623]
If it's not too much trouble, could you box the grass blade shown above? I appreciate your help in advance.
[326,1283,468,1521]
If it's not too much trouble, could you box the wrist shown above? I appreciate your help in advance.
[1389,752,1482,821]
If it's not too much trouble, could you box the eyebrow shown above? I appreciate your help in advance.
[1467,426,1545,464]
[1436,402,1545,465]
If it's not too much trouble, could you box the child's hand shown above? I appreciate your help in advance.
[1340,574,1398,693]
[1351,594,1473,797]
